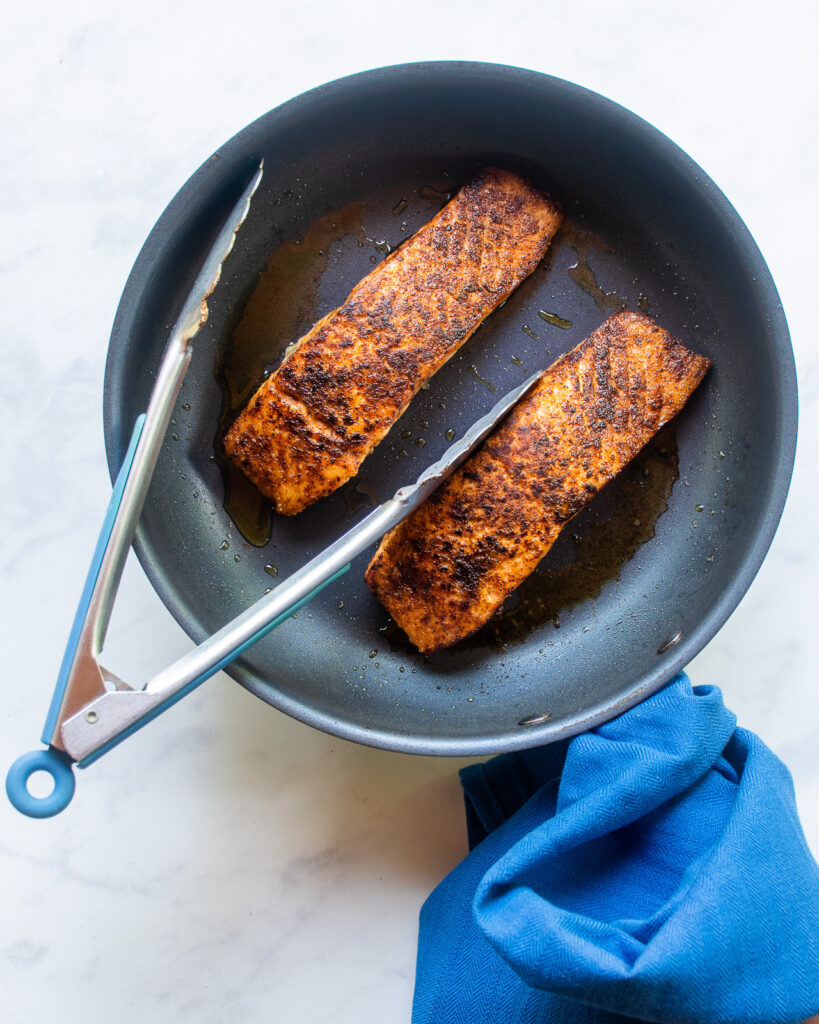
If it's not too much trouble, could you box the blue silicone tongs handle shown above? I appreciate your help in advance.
[6,411,348,814]
[6,163,269,818]
[6,414,145,818]
[74,564,350,768]
[5,418,349,812]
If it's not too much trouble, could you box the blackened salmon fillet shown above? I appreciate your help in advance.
[224,167,563,515]
[364,311,711,654]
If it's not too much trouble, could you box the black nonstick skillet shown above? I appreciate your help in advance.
[100,61,797,757]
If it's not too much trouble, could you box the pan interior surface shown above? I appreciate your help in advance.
[104,64,795,755]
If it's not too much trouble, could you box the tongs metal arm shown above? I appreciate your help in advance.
[5,142,538,819]
[59,499,402,765]
[5,164,263,818]
[57,368,543,767]
[39,165,264,750]
[94,338,193,657]
[45,337,192,736]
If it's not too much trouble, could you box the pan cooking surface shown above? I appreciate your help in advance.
[104,64,796,754]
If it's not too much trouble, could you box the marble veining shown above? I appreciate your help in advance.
[1,4,816,1022]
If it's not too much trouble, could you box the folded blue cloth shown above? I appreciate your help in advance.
[413,674,819,1024]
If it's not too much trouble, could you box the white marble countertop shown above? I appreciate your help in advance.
[1,2,816,1021]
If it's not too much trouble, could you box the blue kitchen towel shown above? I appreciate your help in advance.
[413,674,819,1024]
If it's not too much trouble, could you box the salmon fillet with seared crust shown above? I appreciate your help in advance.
[365,311,711,654]
[224,168,563,515]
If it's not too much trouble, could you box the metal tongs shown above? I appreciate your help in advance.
[6,163,541,818]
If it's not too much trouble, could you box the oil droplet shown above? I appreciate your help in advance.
[368,649,378,658]
[264,564,279,578]
[420,420,428,429]
[392,199,409,215]
[445,428,456,441]
[511,356,523,366]
[234,554,241,563]
[182,402,191,411]
[219,540,229,551]
[419,185,451,205]
[522,325,538,340]
[558,222,625,312]
[343,479,379,519]
[172,433,179,441]
[415,438,426,448]
[569,260,623,310]
[637,293,650,314]
[469,365,498,393]
[364,236,392,256]
[401,429,412,438]
[695,504,704,512]
[538,309,573,329]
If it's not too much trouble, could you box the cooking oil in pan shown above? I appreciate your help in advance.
[538,309,573,329]
[484,426,678,646]
[214,186,454,544]
[214,199,644,558]
[469,365,498,392]
[343,480,379,519]
[557,222,626,313]
[214,202,367,546]
[418,185,451,205]
[381,423,680,654]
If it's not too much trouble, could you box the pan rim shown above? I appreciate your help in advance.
[103,60,797,756]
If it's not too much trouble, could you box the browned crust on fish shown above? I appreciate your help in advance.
[364,311,711,654]
[224,168,563,515]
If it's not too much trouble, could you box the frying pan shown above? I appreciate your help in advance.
[103,61,796,756]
